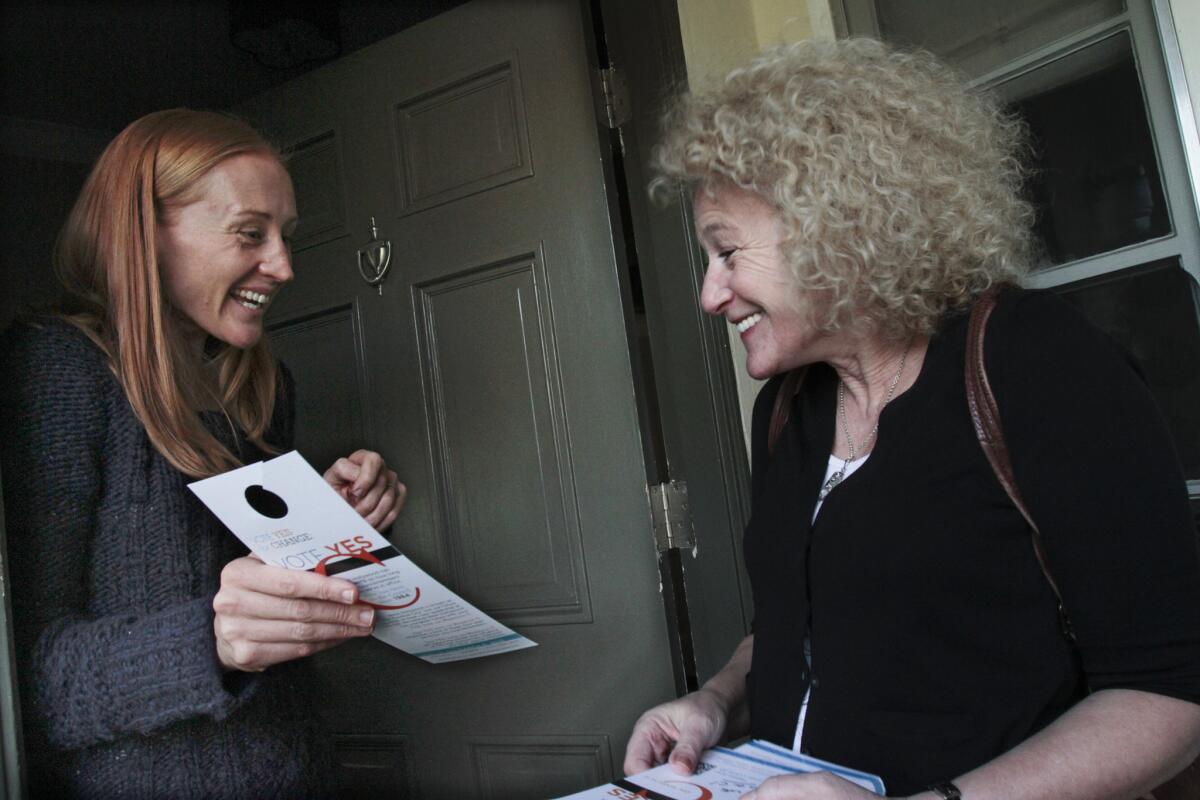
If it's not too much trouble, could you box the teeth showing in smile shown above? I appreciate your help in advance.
[232,289,268,310]
[735,312,763,333]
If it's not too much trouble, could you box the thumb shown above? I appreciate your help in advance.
[667,743,699,775]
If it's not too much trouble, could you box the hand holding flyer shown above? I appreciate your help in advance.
[189,450,536,663]
[554,741,884,799]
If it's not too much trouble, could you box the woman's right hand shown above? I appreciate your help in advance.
[623,687,731,776]
[213,555,376,672]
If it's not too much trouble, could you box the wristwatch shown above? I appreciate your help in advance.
[929,782,963,800]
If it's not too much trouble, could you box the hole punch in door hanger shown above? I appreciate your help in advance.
[240,482,421,611]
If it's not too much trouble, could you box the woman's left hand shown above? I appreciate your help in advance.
[324,449,406,531]
[740,773,880,800]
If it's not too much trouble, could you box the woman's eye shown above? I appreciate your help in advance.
[239,229,264,242]
[700,247,737,267]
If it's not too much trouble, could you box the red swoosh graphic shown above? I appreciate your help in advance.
[314,551,420,610]
[663,782,714,800]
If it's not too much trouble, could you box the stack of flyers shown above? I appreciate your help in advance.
[554,740,884,799]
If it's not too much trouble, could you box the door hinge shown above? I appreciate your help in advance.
[598,66,631,129]
[650,480,695,553]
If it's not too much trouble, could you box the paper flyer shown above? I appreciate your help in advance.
[732,740,886,794]
[553,740,884,799]
[188,450,536,663]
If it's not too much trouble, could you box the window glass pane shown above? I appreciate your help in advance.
[999,33,1171,266]
[873,0,1124,78]
[1054,260,1200,482]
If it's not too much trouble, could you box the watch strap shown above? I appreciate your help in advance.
[928,782,962,800]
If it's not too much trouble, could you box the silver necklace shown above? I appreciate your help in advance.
[818,343,911,501]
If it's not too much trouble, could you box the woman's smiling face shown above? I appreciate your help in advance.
[156,151,297,350]
[694,183,827,379]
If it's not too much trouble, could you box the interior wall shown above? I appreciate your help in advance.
[674,0,836,452]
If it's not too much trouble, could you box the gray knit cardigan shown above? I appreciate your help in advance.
[0,319,333,798]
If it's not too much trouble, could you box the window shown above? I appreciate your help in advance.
[1001,32,1169,265]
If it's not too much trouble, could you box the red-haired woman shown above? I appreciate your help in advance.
[0,109,405,798]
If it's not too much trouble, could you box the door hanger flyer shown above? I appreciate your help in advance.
[188,450,536,663]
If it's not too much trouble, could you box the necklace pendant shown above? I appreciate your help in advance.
[818,468,845,501]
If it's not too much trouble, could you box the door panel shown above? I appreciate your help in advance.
[241,2,676,796]
[287,129,351,252]
[394,58,533,215]
[270,302,369,473]
[333,733,416,797]
[413,248,590,624]
[469,735,613,800]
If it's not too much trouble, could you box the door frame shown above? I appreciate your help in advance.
[0,465,27,799]
[587,0,756,689]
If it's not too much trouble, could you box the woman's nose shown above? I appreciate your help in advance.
[260,239,294,283]
[699,260,732,315]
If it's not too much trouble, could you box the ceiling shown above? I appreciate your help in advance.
[1,0,468,135]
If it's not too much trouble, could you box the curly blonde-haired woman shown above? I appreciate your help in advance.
[624,39,1200,800]
[1,109,405,798]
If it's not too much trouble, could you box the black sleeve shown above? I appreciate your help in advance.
[987,290,1200,703]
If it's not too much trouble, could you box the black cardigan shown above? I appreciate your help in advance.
[743,289,1200,795]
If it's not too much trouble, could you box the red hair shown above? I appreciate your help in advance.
[56,108,283,477]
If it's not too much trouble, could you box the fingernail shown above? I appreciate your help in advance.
[358,609,375,625]
[341,590,356,604]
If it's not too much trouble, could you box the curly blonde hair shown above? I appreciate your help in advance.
[653,38,1035,340]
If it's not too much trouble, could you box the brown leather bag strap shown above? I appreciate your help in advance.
[767,367,807,456]
[966,285,1075,642]
[966,288,1200,798]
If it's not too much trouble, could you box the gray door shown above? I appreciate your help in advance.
[240,2,676,796]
